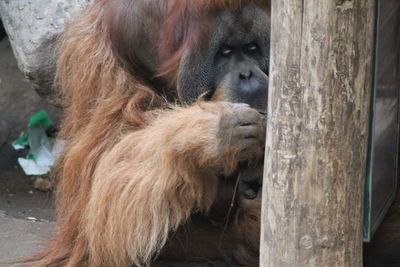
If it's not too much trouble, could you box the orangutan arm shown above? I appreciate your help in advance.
[83,102,264,266]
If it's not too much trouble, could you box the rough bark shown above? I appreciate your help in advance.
[261,0,376,266]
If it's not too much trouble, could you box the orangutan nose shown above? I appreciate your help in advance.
[234,65,268,111]
[240,70,252,80]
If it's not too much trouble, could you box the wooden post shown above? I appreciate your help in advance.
[261,1,376,266]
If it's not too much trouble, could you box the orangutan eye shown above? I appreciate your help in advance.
[220,47,232,56]
[247,43,258,52]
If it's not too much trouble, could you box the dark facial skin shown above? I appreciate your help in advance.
[176,4,270,112]
[213,41,269,111]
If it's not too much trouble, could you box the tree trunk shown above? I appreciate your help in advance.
[260,0,376,266]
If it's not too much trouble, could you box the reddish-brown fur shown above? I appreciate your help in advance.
[26,0,266,266]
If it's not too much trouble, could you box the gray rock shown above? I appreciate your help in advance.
[0,0,93,104]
